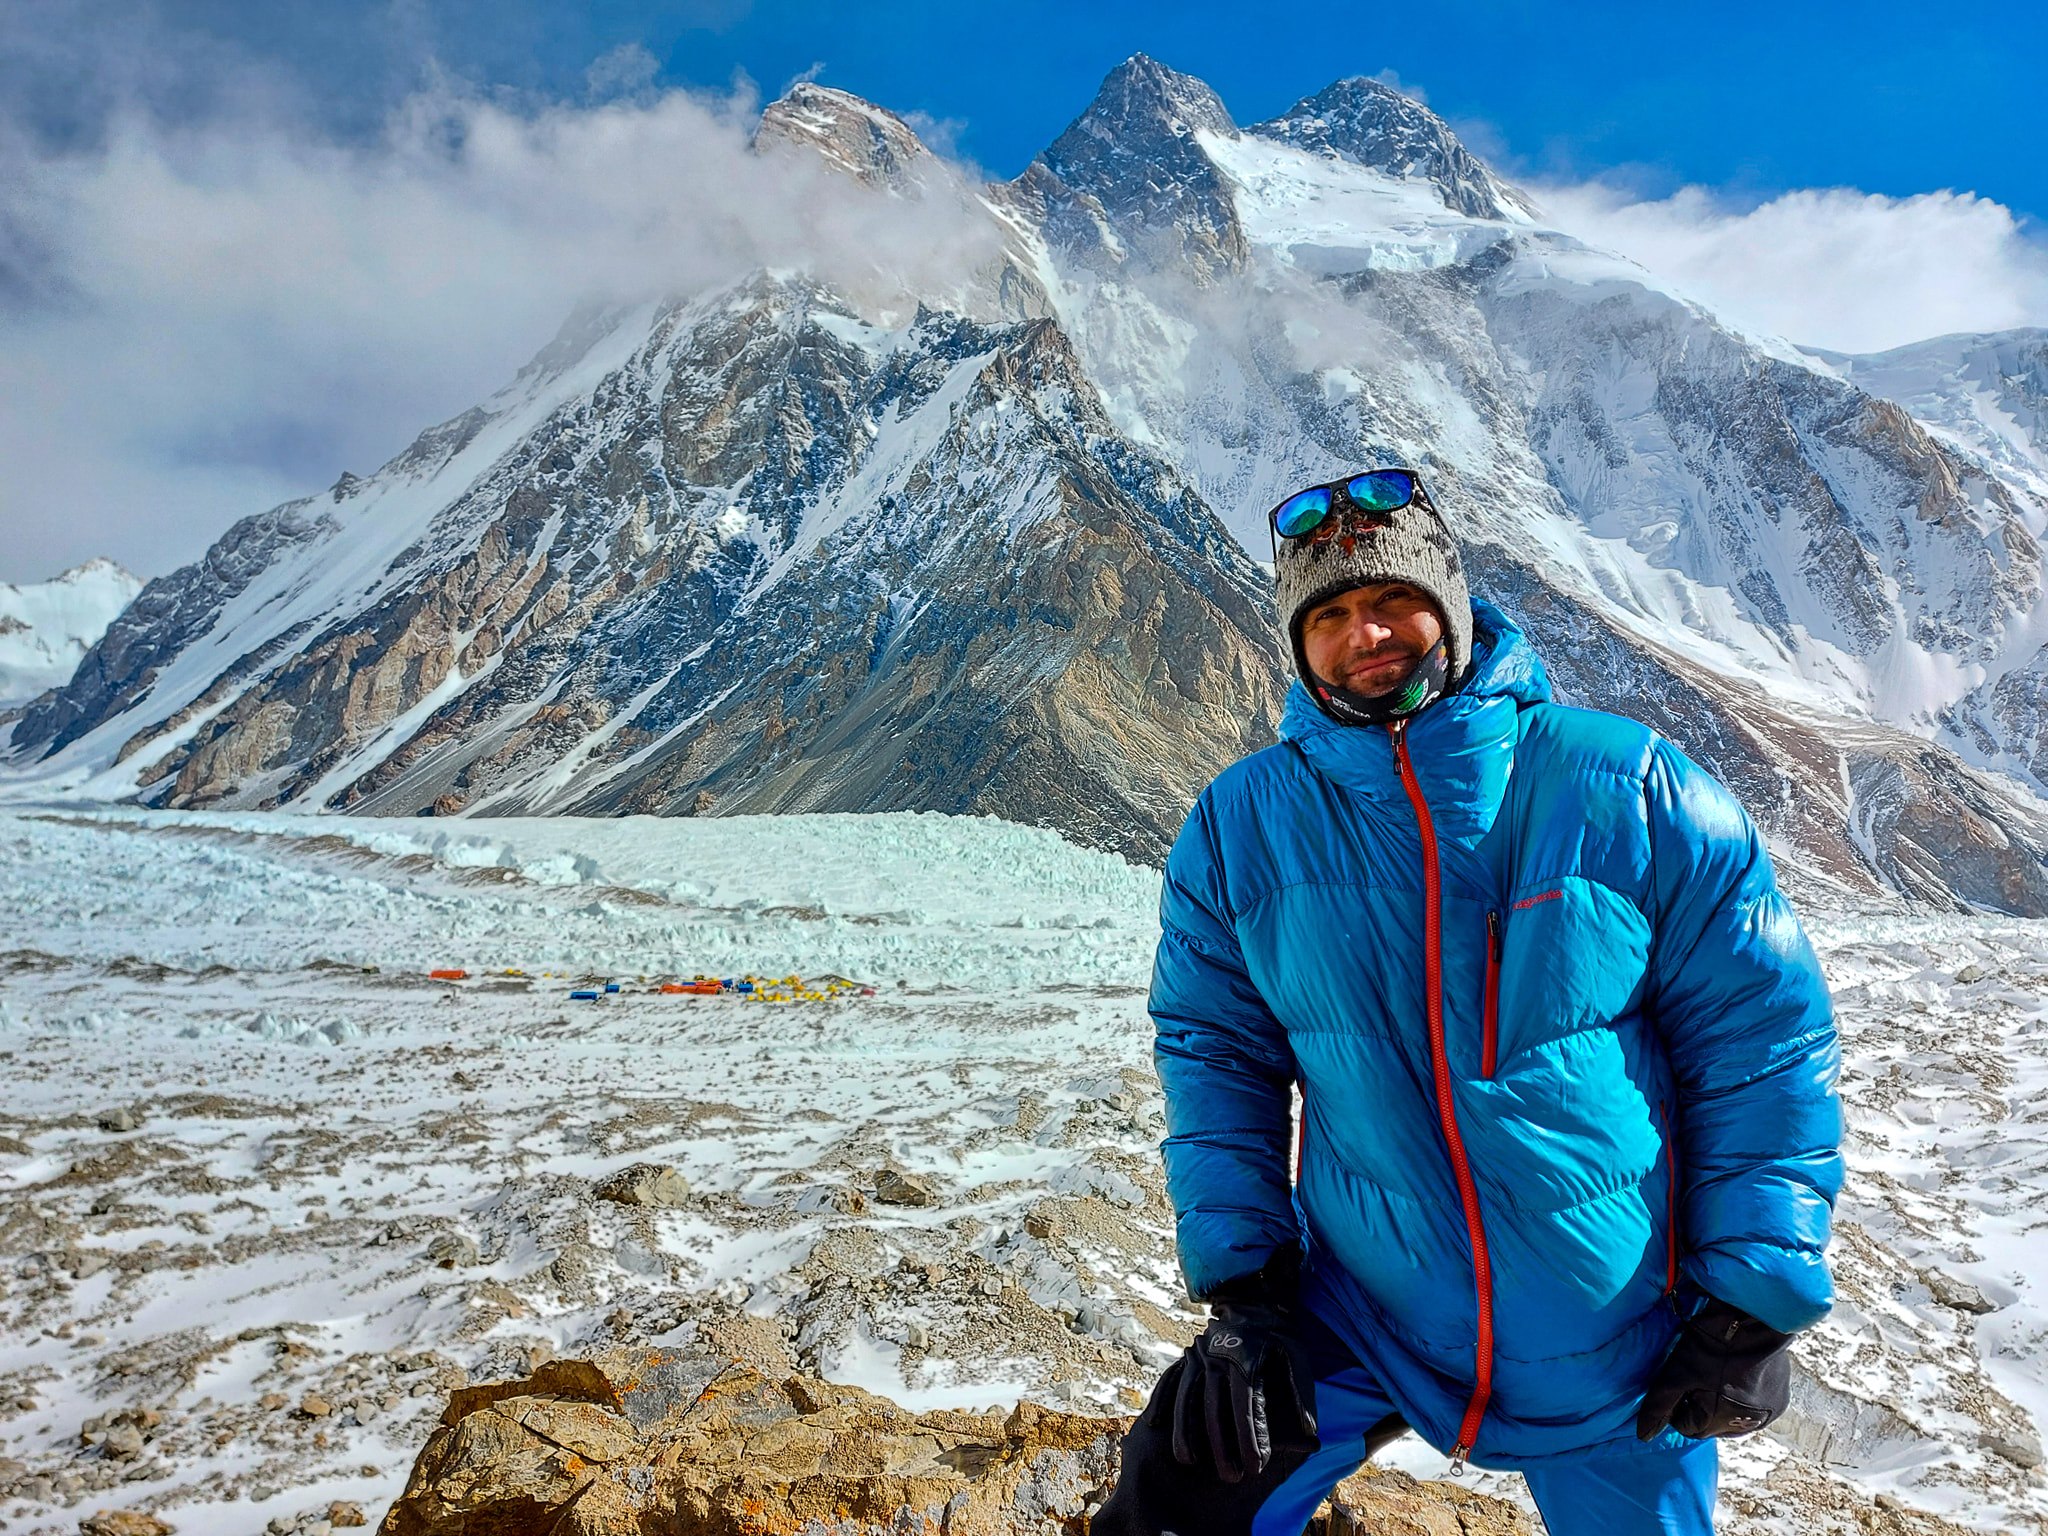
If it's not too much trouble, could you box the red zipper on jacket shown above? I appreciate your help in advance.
[1392,719,1495,1473]
[1482,910,1501,1080]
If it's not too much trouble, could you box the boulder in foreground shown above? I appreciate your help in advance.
[377,1343,1540,1535]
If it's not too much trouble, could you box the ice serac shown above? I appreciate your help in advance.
[0,559,142,714]
[1250,76,1538,222]
[1002,53,1249,283]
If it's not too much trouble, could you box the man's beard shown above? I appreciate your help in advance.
[1307,637,1455,727]
[1327,646,1419,698]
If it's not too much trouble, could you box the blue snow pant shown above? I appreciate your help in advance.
[1094,1308,1720,1536]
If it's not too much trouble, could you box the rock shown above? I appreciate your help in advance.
[589,1163,690,1208]
[99,1424,145,1460]
[378,1348,1538,1536]
[1925,1268,1997,1315]
[298,1394,333,1418]
[380,1349,1116,1536]
[96,1107,141,1133]
[1318,1464,1539,1533]
[1954,962,1986,983]
[873,1168,940,1207]
[328,1501,369,1528]
[424,1233,479,1269]
[1985,1426,2046,1470]
[78,1513,175,1536]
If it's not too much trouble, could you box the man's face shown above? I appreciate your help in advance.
[1299,582,1445,698]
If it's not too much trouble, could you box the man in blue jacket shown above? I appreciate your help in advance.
[1095,470,1842,1535]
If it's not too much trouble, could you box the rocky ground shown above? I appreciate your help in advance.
[1,809,2045,1533]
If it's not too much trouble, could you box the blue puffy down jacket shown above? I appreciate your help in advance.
[1150,601,1842,1468]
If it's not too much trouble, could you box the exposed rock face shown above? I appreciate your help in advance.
[377,1350,1538,1536]
[10,284,1277,866]
[8,55,2046,911]
[1004,53,1250,284]
[754,83,941,193]
[1810,328,2048,494]
[14,503,333,757]
[1251,77,1538,222]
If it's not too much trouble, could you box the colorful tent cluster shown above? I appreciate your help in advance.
[427,968,875,1002]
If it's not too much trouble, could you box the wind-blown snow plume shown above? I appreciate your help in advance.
[1535,181,2048,354]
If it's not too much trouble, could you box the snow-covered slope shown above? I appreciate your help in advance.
[0,560,140,711]
[1807,329,2048,497]
[4,56,2045,911]
[1,808,2044,1534]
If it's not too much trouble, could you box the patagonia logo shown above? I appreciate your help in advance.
[1512,889,1564,910]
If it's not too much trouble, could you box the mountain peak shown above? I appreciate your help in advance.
[51,556,137,587]
[1071,53,1238,145]
[1250,75,1535,222]
[1009,55,1246,282]
[754,82,937,191]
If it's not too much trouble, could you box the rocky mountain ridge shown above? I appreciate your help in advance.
[5,55,2046,908]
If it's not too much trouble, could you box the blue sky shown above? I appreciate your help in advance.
[3,0,2046,582]
[15,0,2044,221]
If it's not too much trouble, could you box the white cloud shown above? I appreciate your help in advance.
[1534,180,2048,355]
[0,71,999,583]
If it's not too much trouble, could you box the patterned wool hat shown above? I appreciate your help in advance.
[1273,473,1472,717]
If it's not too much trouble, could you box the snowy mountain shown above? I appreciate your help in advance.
[1804,330,2048,802]
[1808,328,2048,497]
[0,558,140,713]
[1248,75,1539,223]
[5,58,2046,911]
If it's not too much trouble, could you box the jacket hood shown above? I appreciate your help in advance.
[1277,598,1551,832]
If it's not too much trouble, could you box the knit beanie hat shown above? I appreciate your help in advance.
[1274,478,1472,722]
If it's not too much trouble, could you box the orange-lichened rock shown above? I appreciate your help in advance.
[377,1345,1541,1536]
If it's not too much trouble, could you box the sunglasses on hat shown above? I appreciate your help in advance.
[1266,468,1447,561]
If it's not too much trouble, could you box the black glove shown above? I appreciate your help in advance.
[1170,1255,1319,1483]
[1636,1296,1795,1441]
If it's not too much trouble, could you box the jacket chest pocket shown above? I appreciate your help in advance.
[1482,909,1501,1080]
[1478,883,1652,1080]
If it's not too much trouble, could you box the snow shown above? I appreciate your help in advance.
[0,301,661,803]
[0,807,2045,1534]
[1809,331,2048,501]
[0,560,140,710]
[1199,128,1510,274]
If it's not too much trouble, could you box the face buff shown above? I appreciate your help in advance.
[1310,635,1455,727]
